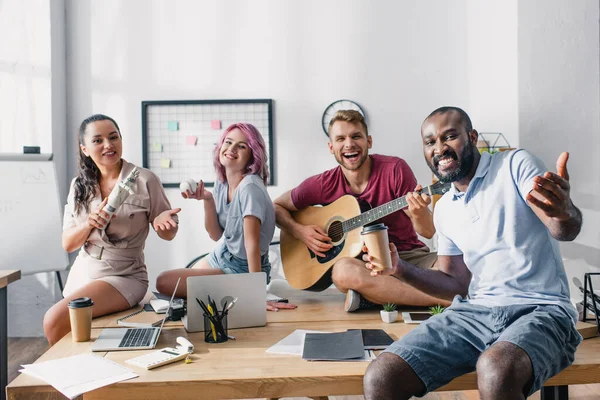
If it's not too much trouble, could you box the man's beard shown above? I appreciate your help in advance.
[427,143,476,183]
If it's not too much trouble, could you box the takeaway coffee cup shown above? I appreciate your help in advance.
[361,223,393,271]
[68,297,94,342]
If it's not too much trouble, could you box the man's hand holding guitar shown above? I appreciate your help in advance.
[293,224,333,258]
[405,184,435,239]
[406,184,433,215]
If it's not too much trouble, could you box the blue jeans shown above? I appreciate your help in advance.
[384,296,582,396]
[206,242,271,284]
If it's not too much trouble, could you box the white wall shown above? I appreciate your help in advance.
[518,0,600,302]
[6,0,599,336]
[63,0,474,292]
[466,0,519,148]
[3,0,67,337]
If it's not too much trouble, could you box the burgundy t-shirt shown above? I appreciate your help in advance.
[291,154,424,251]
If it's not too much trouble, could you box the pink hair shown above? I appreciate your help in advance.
[213,123,269,185]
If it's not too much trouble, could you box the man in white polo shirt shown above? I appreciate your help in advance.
[362,106,583,400]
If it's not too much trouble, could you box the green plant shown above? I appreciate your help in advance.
[382,302,397,312]
[429,305,445,315]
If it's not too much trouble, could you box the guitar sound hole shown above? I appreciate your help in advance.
[328,221,344,243]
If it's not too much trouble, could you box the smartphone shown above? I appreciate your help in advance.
[402,312,432,324]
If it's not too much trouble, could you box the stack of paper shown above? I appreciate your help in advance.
[266,329,375,361]
[20,353,138,399]
[302,330,367,361]
[149,299,170,313]
[266,329,329,356]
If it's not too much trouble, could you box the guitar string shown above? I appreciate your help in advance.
[329,200,408,235]
[324,185,449,236]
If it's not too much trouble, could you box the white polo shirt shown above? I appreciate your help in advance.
[434,150,577,323]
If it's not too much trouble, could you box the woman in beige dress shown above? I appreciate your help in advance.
[43,114,180,345]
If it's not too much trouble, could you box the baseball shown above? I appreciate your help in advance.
[179,178,198,194]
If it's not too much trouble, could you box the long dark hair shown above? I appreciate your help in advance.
[73,114,121,215]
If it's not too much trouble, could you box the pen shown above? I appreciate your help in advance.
[206,303,218,341]
[196,298,210,316]
[221,299,228,315]
[207,295,218,314]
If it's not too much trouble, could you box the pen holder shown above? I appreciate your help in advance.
[203,312,228,344]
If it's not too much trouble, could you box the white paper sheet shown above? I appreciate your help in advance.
[20,353,137,399]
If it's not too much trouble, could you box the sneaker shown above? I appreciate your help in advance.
[344,289,378,312]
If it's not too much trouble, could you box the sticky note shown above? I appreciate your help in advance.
[160,159,171,168]
[210,120,221,129]
[185,136,197,145]
[168,121,179,131]
[152,143,163,152]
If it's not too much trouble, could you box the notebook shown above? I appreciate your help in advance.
[302,330,365,361]
[348,329,394,350]
[117,309,165,328]
[91,278,180,352]
[149,299,170,314]
[183,272,267,332]
[266,293,288,303]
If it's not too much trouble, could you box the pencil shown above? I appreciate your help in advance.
[206,303,218,341]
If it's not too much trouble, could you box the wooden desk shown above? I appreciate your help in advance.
[7,322,600,400]
[92,286,378,329]
[8,285,600,400]
[1,270,20,400]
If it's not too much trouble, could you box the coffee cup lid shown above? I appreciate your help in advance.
[68,297,94,309]
[361,223,388,234]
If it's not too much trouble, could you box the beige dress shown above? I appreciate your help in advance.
[62,160,173,306]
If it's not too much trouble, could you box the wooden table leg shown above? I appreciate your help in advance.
[1,287,7,400]
[540,385,568,400]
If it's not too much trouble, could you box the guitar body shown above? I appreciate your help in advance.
[280,181,450,292]
[281,195,365,291]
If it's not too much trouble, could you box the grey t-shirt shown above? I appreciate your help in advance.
[213,174,275,259]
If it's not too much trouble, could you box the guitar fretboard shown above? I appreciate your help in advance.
[342,197,409,233]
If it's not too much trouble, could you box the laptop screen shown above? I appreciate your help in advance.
[156,277,181,333]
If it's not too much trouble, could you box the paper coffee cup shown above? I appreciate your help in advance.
[68,297,94,342]
[361,223,393,271]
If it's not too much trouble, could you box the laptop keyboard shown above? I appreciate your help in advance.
[119,328,155,348]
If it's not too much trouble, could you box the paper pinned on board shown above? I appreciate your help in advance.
[20,353,137,399]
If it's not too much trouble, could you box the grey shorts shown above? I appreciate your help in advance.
[397,245,437,269]
[206,242,271,284]
[384,296,582,396]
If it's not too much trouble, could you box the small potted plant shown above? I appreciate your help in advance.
[429,305,445,316]
[380,302,398,323]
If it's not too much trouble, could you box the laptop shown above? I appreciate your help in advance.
[91,278,180,352]
[183,272,267,332]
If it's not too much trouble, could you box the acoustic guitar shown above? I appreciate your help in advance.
[280,181,451,291]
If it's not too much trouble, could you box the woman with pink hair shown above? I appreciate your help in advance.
[156,123,295,311]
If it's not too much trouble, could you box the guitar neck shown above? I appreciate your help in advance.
[342,195,411,233]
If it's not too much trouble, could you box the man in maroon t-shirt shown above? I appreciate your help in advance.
[274,110,449,311]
